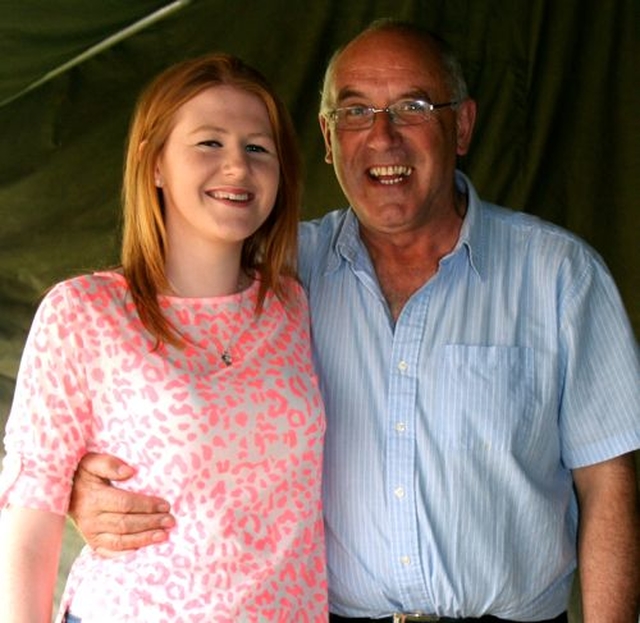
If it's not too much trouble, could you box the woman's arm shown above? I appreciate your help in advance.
[0,505,65,623]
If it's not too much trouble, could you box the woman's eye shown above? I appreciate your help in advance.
[198,140,222,148]
[246,144,268,154]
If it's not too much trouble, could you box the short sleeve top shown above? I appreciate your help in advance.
[1,271,327,622]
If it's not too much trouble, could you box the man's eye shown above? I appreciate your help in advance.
[345,106,369,118]
[398,100,427,113]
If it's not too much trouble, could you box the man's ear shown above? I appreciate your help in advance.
[455,98,477,156]
[319,114,334,164]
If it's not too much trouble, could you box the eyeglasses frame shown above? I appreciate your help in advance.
[324,98,459,130]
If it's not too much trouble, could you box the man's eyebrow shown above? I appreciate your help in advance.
[335,87,366,103]
[335,87,434,104]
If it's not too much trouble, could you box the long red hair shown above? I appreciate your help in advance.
[121,53,302,347]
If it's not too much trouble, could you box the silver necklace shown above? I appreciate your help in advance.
[167,274,251,367]
[219,283,253,366]
[220,348,233,366]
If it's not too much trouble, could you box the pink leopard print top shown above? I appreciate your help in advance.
[0,271,327,622]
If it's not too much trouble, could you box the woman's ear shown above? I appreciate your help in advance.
[138,140,163,186]
[154,167,164,188]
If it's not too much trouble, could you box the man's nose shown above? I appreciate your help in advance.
[366,109,402,144]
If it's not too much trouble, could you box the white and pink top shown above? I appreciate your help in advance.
[0,271,327,622]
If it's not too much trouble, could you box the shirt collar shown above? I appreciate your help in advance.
[331,209,363,272]
[453,170,485,279]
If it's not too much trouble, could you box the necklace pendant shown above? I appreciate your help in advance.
[221,350,233,366]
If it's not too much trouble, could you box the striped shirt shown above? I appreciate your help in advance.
[298,171,640,619]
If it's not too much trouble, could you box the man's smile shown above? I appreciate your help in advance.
[367,165,413,185]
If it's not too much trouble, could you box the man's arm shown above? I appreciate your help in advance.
[573,452,640,622]
[69,452,176,555]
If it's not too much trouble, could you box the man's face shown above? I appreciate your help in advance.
[319,30,475,238]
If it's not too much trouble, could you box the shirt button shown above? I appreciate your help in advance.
[394,486,405,499]
[395,422,406,433]
[398,360,409,373]
[400,555,411,566]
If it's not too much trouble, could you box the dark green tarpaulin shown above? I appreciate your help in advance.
[0,0,638,617]
[1,0,639,409]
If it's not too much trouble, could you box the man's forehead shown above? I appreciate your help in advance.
[335,32,441,77]
[330,43,444,101]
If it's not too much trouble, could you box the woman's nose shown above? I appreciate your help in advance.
[222,147,249,175]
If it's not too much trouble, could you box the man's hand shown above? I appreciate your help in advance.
[68,452,176,556]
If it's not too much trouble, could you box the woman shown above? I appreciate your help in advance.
[0,53,327,622]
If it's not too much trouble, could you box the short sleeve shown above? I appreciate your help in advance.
[0,280,92,514]
[558,250,640,467]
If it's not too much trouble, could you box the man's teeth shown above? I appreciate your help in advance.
[368,166,412,184]
[212,191,250,201]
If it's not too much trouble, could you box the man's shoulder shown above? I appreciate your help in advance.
[299,209,349,256]
[460,172,595,261]
[300,208,349,238]
[479,200,601,260]
[297,208,351,288]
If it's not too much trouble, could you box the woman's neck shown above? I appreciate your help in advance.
[165,244,246,298]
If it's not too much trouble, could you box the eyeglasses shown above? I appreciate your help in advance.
[325,98,459,130]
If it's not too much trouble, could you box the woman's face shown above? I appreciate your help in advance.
[155,85,280,253]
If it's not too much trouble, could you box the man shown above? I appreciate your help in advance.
[68,20,640,622]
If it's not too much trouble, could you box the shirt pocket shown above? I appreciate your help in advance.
[433,345,534,450]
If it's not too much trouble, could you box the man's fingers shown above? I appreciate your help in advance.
[91,522,173,555]
[69,468,169,518]
[68,451,175,554]
[86,485,171,515]
[76,452,136,483]
[70,503,176,553]
[93,510,175,536]
[70,453,171,516]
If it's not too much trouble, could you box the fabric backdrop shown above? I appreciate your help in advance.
[1,1,638,619]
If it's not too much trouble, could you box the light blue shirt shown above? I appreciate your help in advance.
[298,171,640,619]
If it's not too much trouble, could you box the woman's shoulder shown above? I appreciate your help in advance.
[257,274,309,318]
[278,274,308,306]
[42,270,128,311]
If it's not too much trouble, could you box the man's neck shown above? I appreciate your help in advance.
[360,193,467,321]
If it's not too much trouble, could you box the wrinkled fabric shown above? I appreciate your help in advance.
[298,172,640,618]
[1,272,327,622]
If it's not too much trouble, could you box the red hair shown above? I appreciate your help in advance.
[121,53,302,347]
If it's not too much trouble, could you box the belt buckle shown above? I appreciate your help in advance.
[392,614,440,622]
